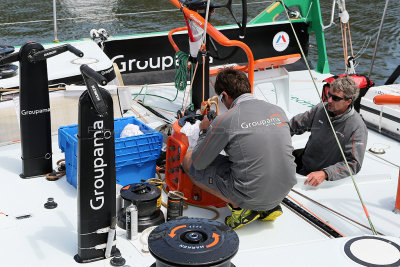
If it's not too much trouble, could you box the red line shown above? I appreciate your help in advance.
[184,15,195,42]
[281,35,286,42]
[395,169,400,210]
[363,205,370,218]
[288,195,344,237]
[270,113,286,127]
[331,161,357,174]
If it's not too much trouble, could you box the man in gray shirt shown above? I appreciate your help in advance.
[182,68,296,230]
[290,76,368,187]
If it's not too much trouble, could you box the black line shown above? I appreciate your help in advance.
[282,198,342,238]
[360,104,400,124]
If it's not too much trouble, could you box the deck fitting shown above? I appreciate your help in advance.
[44,197,58,209]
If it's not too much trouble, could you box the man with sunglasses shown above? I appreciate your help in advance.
[290,76,368,187]
[182,68,297,230]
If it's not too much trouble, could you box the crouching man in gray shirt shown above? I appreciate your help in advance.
[290,76,368,187]
[182,68,297,230]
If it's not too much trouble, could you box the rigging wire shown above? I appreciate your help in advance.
[304,2,313,21]
[368,0,390,78]
[280,0,378,235]
[200,0,213,47]
[354,36,372,60]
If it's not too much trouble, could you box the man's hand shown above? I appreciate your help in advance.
[200,115,211,131]
[304,171,327,187]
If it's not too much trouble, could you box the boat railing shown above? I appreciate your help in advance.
[168,0,255,91]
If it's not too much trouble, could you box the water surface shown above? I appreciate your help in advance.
[0,0,398,85]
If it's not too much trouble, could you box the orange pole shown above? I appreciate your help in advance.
[373,95,400,105]
[168,0,255,92]
[372,94,400,212]
[396,169,400,212]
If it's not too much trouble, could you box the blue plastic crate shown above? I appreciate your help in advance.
[58,116,163,187]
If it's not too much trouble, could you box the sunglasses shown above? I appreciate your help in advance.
[327,91,348,102]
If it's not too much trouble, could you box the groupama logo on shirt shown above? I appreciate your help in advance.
[273,31,290,52]
[240,113,286,128]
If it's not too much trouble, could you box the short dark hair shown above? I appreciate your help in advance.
[214,68,251,99]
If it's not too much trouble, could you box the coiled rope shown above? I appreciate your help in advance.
[174,51,190,92]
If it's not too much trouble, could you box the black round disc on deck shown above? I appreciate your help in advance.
[148,218,239,266]
[0,45,15,57]
[0,64,18,79]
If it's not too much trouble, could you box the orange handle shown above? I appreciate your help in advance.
[396,169,400,211]
[168,27,188,52]
[373,95,400,105]
[169,0,254,91]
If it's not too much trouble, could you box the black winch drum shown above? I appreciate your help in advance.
[0,45,18,79]
[0,45,14,56]
[148,218,239,267]
[118,183,165,232]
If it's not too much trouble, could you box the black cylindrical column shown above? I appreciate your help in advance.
[74,85,116,263]
[19,42,53,178]
[0,42,83,178]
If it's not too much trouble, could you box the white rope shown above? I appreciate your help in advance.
[305,2,313,21]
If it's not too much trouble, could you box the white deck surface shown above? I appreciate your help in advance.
[1,69,400,266]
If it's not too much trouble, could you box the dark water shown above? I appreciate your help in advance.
[1,0,399,85]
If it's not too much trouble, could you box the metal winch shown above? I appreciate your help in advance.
[148,218,239,267]
[0,45,18,80]
[118,183,165,232]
